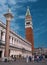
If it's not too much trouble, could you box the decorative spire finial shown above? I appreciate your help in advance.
[8,8,11,13]
[26,6,31,16]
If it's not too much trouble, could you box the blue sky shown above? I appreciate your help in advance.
[0,0,47,48]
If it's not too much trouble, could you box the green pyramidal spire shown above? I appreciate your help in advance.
[26,6,31,16]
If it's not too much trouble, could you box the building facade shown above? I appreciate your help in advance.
[0,21,32,58]
[34,48,47,55]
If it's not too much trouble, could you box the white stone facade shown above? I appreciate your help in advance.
[0,21,32,58]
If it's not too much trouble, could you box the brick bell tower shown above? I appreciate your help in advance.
[25,7,34,53]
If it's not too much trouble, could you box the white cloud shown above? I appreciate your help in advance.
[0,0,6,4]
[34,25,47,36]
[28,0,38,2]
[0,14,6,23]
[15,25,20,30]
[15,5,22,9]
[18,15,25,19]
[34,27,40,33]
[11,23,20,34]
[15,0,26,3]
[15,0,38,3]
[36,29,47,36]
[9,0,16,5]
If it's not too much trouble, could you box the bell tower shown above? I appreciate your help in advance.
[25,7,34,53]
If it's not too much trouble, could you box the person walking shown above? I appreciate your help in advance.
[26,55,29,63]
[32,55,34,62]
[37,55,39,62]
[29,56,31,62]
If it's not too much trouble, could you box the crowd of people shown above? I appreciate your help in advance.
[11,54,47,63]
[25,54,46,63]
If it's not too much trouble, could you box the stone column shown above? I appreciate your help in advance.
[5,20,10,57]
[4,9,13,57]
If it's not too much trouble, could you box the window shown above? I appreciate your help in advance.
[1,31,3,40]
[1,31,5,41]
[26,22,30,24]
[12,37,13,43]
[15,39,16,41]
[17,39,18,42]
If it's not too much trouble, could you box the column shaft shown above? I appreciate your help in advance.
[5,20,10,57]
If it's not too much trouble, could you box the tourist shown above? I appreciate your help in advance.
[32,55,34,62]
[26,55,29,63]
[29,56,32,62]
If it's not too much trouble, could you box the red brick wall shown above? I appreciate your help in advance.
[26,27,34,52]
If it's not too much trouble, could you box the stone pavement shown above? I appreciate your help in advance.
[0,59,47,65]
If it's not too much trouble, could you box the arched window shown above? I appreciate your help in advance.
[1,31,3,40]
[1,31,5,41]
